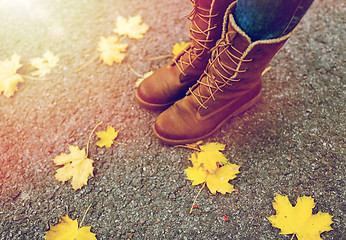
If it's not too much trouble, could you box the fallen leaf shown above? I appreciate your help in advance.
[53,145,94,191]
[45,215,96,240]
[184,142,240,194]
[172,41,190,58]
[196,142,229,173]
[175,140,203,151]
[134,70,153,88]
[185,140,203,149]
[267,194,334,240]
[31,51,59,78]
[95,125,118,148]
[113,15,149,39]
[185,163,239,194]
[222,214,229,222]
[97,36,128,65]
[0,53,24,98]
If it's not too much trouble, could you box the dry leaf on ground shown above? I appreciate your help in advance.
[184,142,240,194]
[267,194,334,240]
[172,41,190,58]
[97,36,128,65]
[0,53,24,98]
[53,145,94,191]
[113,15,149,39]
[134,70,153,88]
[45,215,96,240]
[95,125,118,148]
[31,51,59,78]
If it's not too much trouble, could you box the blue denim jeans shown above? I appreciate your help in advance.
[234,0,314,41]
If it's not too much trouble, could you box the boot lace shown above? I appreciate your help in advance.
[189,31,253,109]
[172,0,218,76]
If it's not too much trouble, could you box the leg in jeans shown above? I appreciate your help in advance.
[234,0,314,41]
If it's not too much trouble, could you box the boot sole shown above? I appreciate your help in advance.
[135,90,174,111]
[153,92,262,145]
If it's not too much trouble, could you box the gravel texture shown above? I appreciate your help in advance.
[0,0,345,239]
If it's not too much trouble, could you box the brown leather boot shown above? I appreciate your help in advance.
[153,1,297,145]
[135,0,235,110]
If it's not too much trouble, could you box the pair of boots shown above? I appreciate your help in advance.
[136,0,295,145]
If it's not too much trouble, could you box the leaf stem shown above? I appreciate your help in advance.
[23,75,49,81]
[147,55,172,61]
[75,54,99,73]
[189,183,205,214]
[86,121,103,157]
[114,141,127,146]
[128,64,143,77]
[79,203,92,228]
[174,145,201,152]
[119,35,127,42]
[261,66,272,76]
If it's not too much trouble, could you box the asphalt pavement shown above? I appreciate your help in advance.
[0,0,345,239]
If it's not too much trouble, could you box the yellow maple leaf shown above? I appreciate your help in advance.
[185,163,239,194]
[193,142,229,173]
[113,15,149,39]
[45,215,96,240]
[0,53,24,98]
[184,142,240,194]
[134,70,153,88]
[53,145,94,191]
[31,51,59,78]
[95,125,118,148]
[97,36,128,65]
[267,194,334,240]
[172,41,190,58]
